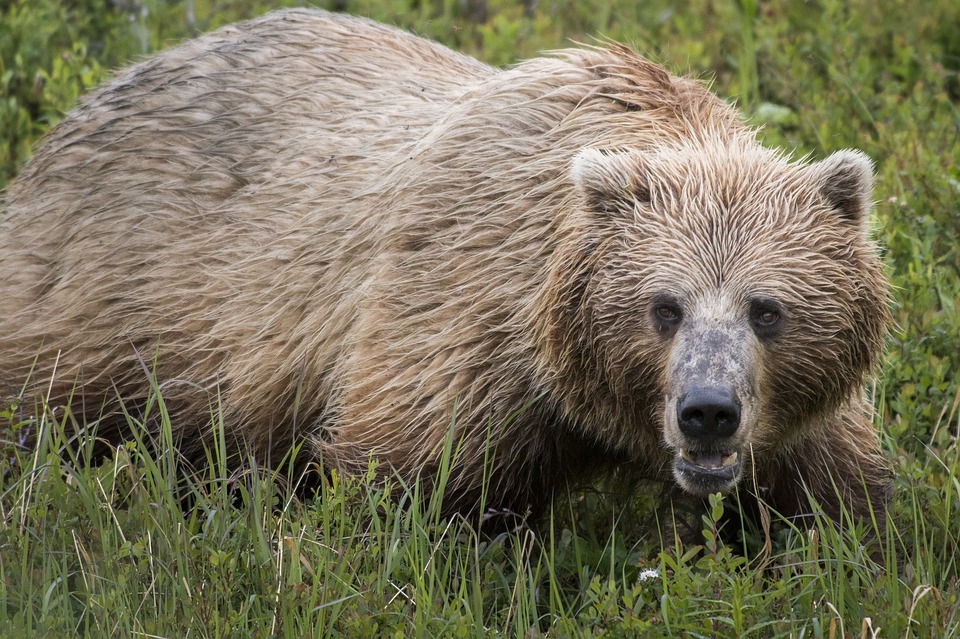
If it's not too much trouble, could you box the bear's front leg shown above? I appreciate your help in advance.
[764,404,893,535]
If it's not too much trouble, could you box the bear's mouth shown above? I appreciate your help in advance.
[680,449,738,470]
[673,449,741,495]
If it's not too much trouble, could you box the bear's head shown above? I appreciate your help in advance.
[542,140,889,496]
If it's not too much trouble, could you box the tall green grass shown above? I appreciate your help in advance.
[2,387,960,636]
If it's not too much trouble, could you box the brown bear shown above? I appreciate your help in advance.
[0,9,891,528]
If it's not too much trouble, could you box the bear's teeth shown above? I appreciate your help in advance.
[721,452,738,467]
[679,449,738,469]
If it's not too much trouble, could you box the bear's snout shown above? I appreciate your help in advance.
[671,385,744,495]
[676,386,742,444]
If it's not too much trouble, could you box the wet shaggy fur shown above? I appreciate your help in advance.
[0,9,891,525]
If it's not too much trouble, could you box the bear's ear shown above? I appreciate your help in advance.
[811,150,874,229]
[570,148,651,214]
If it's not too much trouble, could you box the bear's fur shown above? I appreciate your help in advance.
[0,9,891,526]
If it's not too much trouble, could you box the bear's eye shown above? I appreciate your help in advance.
[652,297,683,336]
[655,305,680,322]
[750,299,783,339]
[755,310,779,326]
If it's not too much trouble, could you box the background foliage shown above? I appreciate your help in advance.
[1,0,958,636]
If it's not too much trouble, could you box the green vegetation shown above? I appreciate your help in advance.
[1,0,958,636]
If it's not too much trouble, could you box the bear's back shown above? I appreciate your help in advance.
[0,10,496,429]
[0,9,495,333]
[5,9,494,222]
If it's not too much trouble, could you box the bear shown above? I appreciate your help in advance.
[0,9,891,530]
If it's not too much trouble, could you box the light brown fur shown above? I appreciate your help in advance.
[0,9,890,524]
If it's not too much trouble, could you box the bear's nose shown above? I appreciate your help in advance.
[677,387,741,444]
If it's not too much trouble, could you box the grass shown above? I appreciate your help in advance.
[3,400,958,637]
[1,0,959,636]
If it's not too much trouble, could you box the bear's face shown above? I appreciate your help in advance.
[558,142,888,496]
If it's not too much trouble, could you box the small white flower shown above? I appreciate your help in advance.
[637,568,660,582]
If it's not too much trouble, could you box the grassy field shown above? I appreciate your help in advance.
[1,0,958,636]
